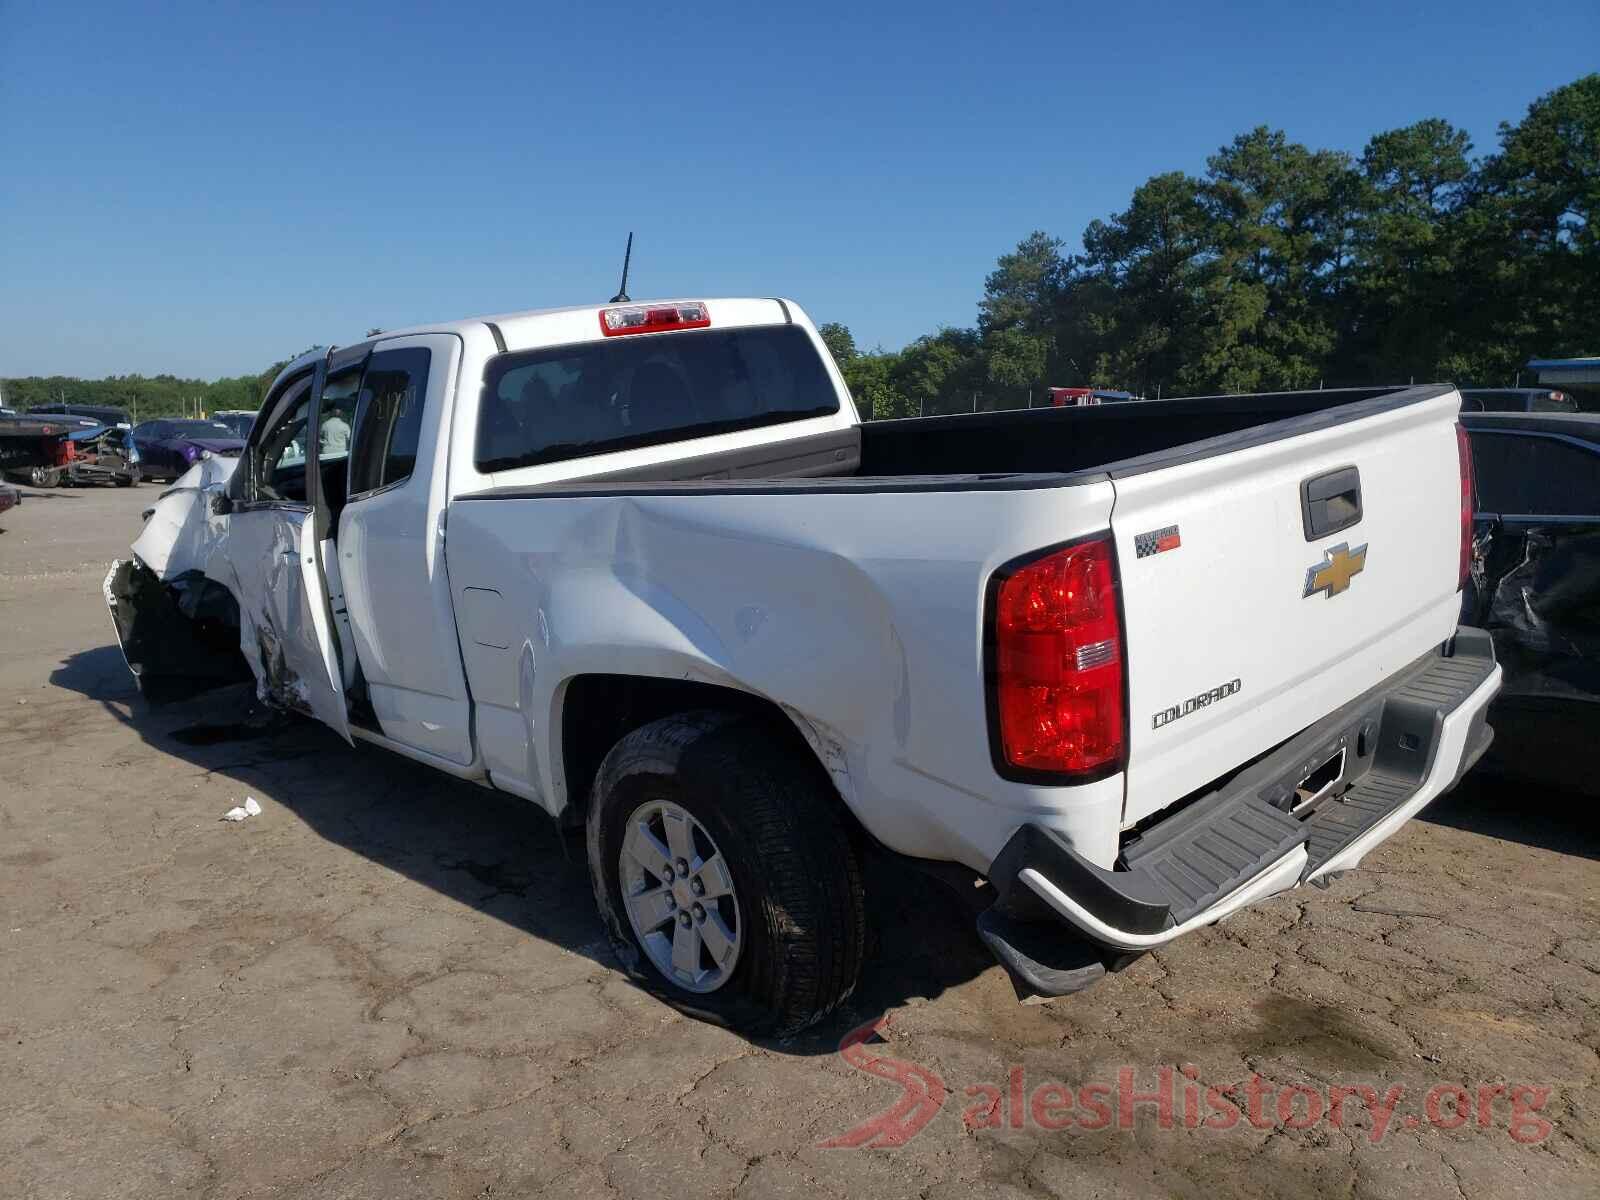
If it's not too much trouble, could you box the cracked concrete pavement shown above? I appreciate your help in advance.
[1,485,1597,1198]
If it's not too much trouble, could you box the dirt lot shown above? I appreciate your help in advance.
[2,483,1597,1199]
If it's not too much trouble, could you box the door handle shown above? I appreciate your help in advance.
[1300,466,1362,540]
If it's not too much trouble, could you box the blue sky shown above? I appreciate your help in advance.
[2,0,1595,380]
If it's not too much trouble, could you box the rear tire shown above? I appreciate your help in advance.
[28,467,61,488]
[586,711,865,1037]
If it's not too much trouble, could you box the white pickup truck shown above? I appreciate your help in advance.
[109,297,1500,1034]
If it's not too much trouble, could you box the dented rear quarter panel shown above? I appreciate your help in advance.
[443,480,1127,872]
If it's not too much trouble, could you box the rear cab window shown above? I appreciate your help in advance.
[475,324,839,473]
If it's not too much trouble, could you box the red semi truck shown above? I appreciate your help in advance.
[1047,388,1138,407]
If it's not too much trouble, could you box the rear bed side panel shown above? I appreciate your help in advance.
[444,481,1125,871]
[1111,389,1464,826]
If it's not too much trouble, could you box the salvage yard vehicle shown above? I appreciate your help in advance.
[1460,387,1579,414]
[61,425,141,487]
[26,401,134,429]
[107,297,1501,1034]
[209,410,260,439]
[129,418,245,483]
[1461,410,1599,794]
[1,411,72,487]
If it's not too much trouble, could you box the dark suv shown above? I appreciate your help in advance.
[1460,388,1579,414]
[1460,410,1599,793]
[26,402,134,428]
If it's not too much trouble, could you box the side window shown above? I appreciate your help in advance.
[1471,432,1600,516]
[349,348,431,496]
[318,367,362,468]
[1469,432,1519,514]
[250,376,315,504]
[1532,392,1578,413]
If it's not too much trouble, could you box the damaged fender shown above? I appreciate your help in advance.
[202,508,351,741]
[106,454,352,741]
[105,559,253,703]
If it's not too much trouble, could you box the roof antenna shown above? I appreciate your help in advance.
[609,232,634,303]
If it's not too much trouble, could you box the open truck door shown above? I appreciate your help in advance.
[209,357,352,743]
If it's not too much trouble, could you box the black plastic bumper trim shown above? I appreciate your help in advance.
[976,907,1109,999]
[987,823,1174,935]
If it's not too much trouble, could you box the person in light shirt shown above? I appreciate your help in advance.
[319,407,351,459]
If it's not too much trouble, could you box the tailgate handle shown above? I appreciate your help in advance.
[1300,466,1362,540]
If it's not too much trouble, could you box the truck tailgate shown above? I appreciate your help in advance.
[1111,387,1465,826]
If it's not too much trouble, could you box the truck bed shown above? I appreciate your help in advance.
[448,379,1468,871]
[466,385,1445,494]
[0,415,71,473]
[856,385,1435,481]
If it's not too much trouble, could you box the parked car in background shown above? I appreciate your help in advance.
[130,419,246,483]
[1,411,73,487]
[1460,387,1579,414]
[24,412,103,432]
[1461,410,1599,793]
[62,425,141,487]
[27,402,134,429]
[210,410,259,439]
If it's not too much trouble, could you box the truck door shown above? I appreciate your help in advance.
[213,363,352,742]
[336,334,474,765]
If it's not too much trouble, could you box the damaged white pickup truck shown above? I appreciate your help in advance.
[109,297,1500,1034]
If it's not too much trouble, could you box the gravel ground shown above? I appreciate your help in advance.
[1,483,1597,1199]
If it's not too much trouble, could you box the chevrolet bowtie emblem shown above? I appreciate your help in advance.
[1303,542,1368,599]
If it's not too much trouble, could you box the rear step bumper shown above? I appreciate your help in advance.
[981,628,1500,985]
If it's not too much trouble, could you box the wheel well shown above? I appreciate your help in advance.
[558,674,854,832]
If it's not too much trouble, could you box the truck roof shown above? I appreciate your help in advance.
[267,297,800,398]
[381,297,794,351]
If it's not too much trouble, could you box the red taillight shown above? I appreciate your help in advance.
[990,536,1125,777]
[1456,421,1474,591]
[599,301,710,337]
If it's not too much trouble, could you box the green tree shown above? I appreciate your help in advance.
[817,322,858,365]
[1201,127,1355,389]
[1448,73,1600,382]
[840,352,912,420]
[1065,171,1230,397]
[1338,119,1474,382]
[891,328,982,415]
[977,232,1064,402]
